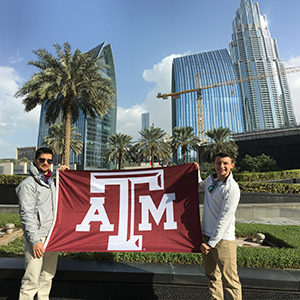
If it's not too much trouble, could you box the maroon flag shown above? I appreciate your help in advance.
[45,163,202,253]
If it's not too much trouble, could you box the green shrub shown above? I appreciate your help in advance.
[238,154,278,172]
[236,247,300,269]
[199,162,215,175]
[0,175,26,184]
[59,251,203,264]
[0,237,24,258]
[238,182,300,193]
[234,169,300,182]
[233,169,300,193]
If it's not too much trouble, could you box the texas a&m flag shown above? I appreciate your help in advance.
[45,163,202,252]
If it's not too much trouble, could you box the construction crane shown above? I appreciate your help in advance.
[157,66,300,144]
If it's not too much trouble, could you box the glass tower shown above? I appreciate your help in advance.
[37,42,117,170]
[141,112,150,130]
[172,49,244,162]
[230,0,296,132]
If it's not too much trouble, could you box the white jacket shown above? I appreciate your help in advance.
[199,172,240,248]
[16,163,56,246]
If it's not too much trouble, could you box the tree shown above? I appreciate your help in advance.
[171,126,200,164]
[42,123,83,157]
[20,157,30,164]
[136,126,171,168]
[127,143,142,165]
[0,158,29,165]
[18,156,30,164]
[238,154,278,172]
[202,127,238,162]
[103,133,133,170]
[15,42,115,166]
[199,162,215,175]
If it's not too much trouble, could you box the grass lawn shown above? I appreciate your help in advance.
[0,214,299,269]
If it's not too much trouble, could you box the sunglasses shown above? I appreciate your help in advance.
[38,158,53,164]
[208,180,217,193]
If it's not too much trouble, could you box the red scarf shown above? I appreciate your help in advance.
[44,170,52,182]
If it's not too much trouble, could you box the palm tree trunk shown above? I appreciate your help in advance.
[151,149,154,168]
[62,108,72,166]
[118,152,122,170]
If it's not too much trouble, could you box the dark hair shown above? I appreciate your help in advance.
[214,151,235,163]
[35,147,53,159]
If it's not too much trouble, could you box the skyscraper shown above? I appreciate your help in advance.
[141,112,150,130]
[230,0,296,132]
[37,42,117,170]
[172,49,244,162]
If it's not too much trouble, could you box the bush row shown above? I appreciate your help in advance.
[0,175,27,185]
[238,182,300,194]
[234,169,300,182]
[2,169,300,185]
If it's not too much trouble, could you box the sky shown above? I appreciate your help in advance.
[1,0,300,158]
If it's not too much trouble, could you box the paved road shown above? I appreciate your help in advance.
[1,282,300,300]
[47,286,300,300]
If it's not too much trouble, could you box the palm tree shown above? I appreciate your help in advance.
[125,143,142,165]
[42,123,83,157]
[15,42,115,166]
[171,126,200,164]
[202,126,238,161]
[19,157,30,164]
[137,126,171,168]
[103,133,133,170]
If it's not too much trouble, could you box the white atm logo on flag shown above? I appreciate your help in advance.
[75,169,177,251]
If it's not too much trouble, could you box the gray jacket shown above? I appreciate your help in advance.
[16,163,56,246]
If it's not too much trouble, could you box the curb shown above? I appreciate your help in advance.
[0,257,299,292]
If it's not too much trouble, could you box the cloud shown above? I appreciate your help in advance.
[117,53,186,140]
[142,54,183,134]
[0,66,40,135]
[117,104,146,140]
[284,56,300,123]
[8,49,24,64]
[0,66,40,158]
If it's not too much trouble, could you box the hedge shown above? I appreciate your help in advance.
[238,182,300,194]
[0,175,27,185]
[234,169,300,182]
[2,169,300,185]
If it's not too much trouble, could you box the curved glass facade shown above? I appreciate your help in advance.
[172,49,244,162]
[37,42,117,170]
[230,0,296,132]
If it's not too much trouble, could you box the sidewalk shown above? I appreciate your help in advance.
[236,216,300,225]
